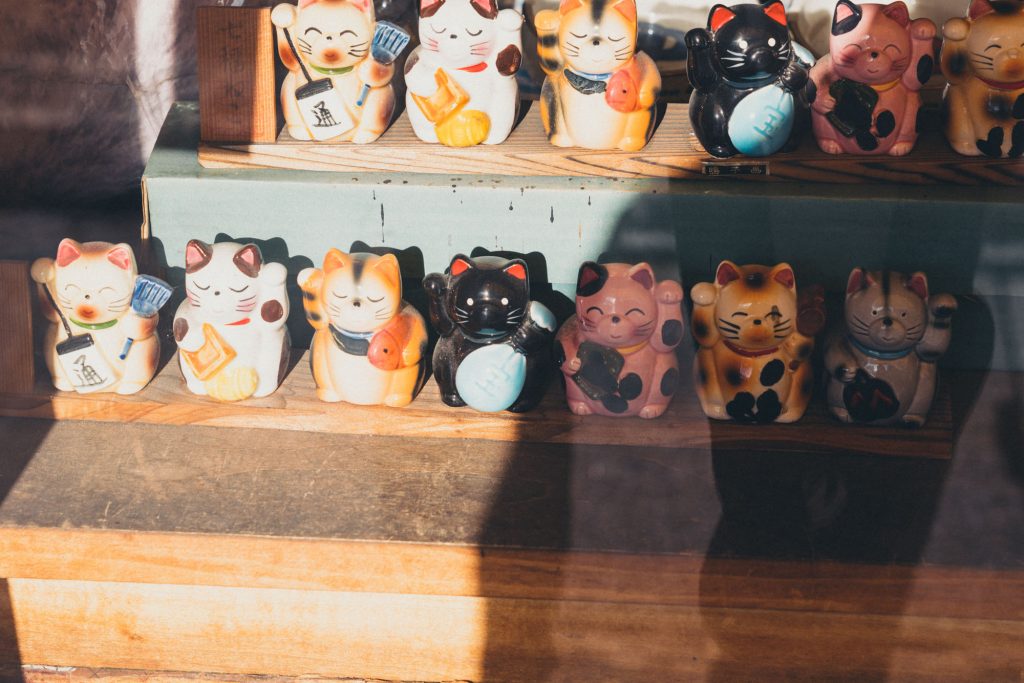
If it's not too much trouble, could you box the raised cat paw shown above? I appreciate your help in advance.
[568,401,593,416]
[639,404,669,419]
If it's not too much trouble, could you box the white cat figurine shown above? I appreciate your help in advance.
[173,240,291,402]
[405,0,523,146]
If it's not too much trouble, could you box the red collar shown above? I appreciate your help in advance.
[977,75,1024,91]
[226,318,251,326]
[458,62,488,73]
[724,340,779,358]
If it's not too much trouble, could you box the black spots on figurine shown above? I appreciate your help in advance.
[726,366,744,387]
[726,389,782,423]
[538,34,559,48]
[693,319,710,340]
[262,300,284,323]
[1014,94,1024,120]
[806,79,817,104]
[173,318,189,343]
[662,320,683,347]
[618,373,643,400]
[987,95,1013,120]
[602,394,630,414]
[856,130,879,151]
[843,370,900,422]
[745,272,765,289]
[916,55,933,86]
[760,359,785,387]
[797,343,812,360]
[831,0,863,36]
[977,126,1005,157]
[698,364,709,386]
[302,290,316,301]
[553,342,566,368]
[1011,121,1024,158]
[948,51,967,77]
[308,312,322,323]
[875,110,896,138]
[661,368,679,397]
[576,261,609,297]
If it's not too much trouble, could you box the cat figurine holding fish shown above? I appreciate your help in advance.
[174,240,291,402]
[31,240,161,395]
[299,249,428,406]
[405,0,524,147]
[272,0,398,143]
[424,254,556,413]
[686,1,810,158]
[825,269,956,427]
[534,0,661,150]
[690,261,821,424]
[555,261,684,418]
[809,0,936,155]
[941,0,1024,157]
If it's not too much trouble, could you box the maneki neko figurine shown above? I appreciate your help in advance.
[272,0,409,143]
[685,1,810,158]
[809,0,936,156]
[690,261,822,424]
[298,249,428,406]
[825,269,956,427]
[174,240,291,402]
[533,0,662,151]
[424,253,556,413]
[555,261,684,418]
[31,239,170,395]
[405,0,524,147]
[941,0,1024,157]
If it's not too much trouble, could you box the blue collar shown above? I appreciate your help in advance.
[848,334,913,360]
[329,325,374,356]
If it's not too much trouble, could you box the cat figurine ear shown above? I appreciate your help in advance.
[770,263,796,290]
[324,248,353,273]
[185,239,214,273]
[371,253,402,288]
[577,261,608,296]
[503,260,528,281]
[56,238,83,267]
[558,0,585,14]
[450,255,475,276]
[906,272,929,300]
[708,5,736,31]
[610,0,637,22]
[762,0,787,26]
[627,262,655,290]
[831,0,863,35]
[233,244,262,278]
[716,260,742,286]
[846,267,876,293]
[106,244,135,271]
[968,0,996,19]
[881,1,910,27]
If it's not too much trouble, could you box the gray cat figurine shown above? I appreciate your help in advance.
[825,268,956,427]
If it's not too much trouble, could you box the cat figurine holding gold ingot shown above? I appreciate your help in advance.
[405,0,523,147]
[534,0,661,150]
[299,249,429,406]
[174,240,291,402]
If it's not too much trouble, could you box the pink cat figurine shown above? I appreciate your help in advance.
[809,0,936,156]
[556,261,684,418]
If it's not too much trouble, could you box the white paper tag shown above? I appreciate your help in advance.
[296,78,355,141]
[56,334,117,393]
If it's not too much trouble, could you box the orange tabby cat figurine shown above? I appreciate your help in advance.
[298,249,428,406]
[690,261,818,423]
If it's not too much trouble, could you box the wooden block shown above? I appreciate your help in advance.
[0,261,34,394]
[197,7,276,144]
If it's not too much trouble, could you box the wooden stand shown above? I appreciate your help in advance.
[0,261,34,395]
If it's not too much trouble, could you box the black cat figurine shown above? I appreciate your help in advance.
[423,254,557,413]
[685,1,811,158]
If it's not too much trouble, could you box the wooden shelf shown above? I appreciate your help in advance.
[198,102,1024,185]
[0,349,953,459]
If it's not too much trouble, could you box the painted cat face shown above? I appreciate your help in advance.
[964,0,1024,83]
[294,0,375,71]
[419,0,499,68]
[53,239,136,326]
[845,268,928,352]
[557,0,638,74]
[709,1,792,83]
[184,240,263,325]
[575,261,657,349]
[830,0,913,85]
[320,250,402,333]
[714,261,797,351]
[445,254,529,342]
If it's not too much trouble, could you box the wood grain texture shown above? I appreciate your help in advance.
[197,103,1024,185]
[0,350,955,458]
[0,262,34,394]
[197,7,276,144]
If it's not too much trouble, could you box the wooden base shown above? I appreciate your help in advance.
[0,349,954,459]
[198,102,1024,185]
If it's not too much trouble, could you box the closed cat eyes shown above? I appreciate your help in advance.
[229,285,249,293]
[626,308,645,316]
[432,25,447,34]
[368,296,385,303]
[466,28,483,37]
[570,32,588,39]
[586,305,604,315]
[193,283,211,291]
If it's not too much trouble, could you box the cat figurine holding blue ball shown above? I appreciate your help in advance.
[424,254,556,413]
[685,1,811,158]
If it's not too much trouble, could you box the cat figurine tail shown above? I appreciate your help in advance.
[298,249,428,407]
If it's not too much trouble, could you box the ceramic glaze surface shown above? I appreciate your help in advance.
[299,249,428,406]
[690,261,819,424]
[825,269,956,427]
[31,240,161,395]
[534,0,662,150]
[405,0,523,146]
[424,254,555,413]
[272,0,397,143]
[809,0,935,156]
[942,0,1024,157]
[555,261,684,418]
[174,240,291,402]
[686,1,810,158]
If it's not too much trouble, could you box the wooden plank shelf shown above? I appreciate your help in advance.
[0,349,954,459]
[198,102,1024,185]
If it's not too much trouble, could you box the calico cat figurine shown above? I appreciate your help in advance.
[534,0,661,150]
[424,254,556,412]
[31,240,161,395]
[405,0,523,147]
[825,269,956,427]
[174,240,291,402]
[272,0,397,143]
[685,1,810,158]
[298,249,428,406]
[555,261,684,418]
[942,0,1024,157]
[809,0,936,155]
[690,261,819,424]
